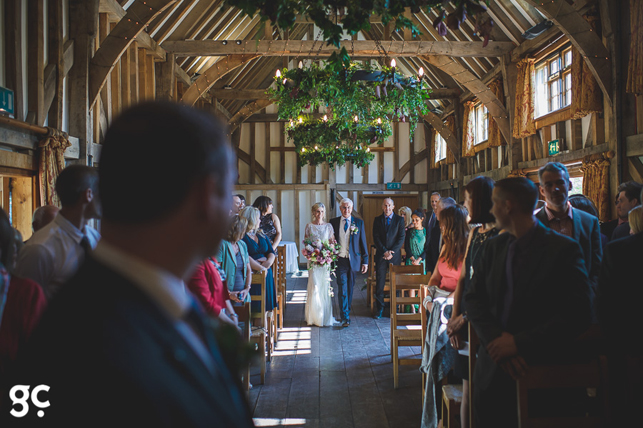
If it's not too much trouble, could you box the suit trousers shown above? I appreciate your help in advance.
[375,257,395,311]
[336,257,354,320]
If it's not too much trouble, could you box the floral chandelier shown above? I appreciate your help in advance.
[269,55,431,168]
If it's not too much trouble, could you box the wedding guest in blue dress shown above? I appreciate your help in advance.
[240,206,277,312]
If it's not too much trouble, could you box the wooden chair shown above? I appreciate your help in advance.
[273,245,286,330]
[366,245,377,309]
[249,270,268,384]
[236,302,252,391]
[516,356,608,428]
[390,265,430,389]
[442,384,463,428]
[420,284,429,399]
[468,322,479,428]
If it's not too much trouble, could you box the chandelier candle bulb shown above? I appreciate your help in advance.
[298,61,303,69]
[276,69,281,78]
[354,115,358,122]
[323,114,328,122]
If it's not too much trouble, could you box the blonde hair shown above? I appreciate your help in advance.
[311,202,326,221]
[239,206,261,234]
[226,215,248,242]
[629,205,643,234]
[399,206,412,228]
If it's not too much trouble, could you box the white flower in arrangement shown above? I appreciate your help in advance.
[306,244,314,252]
[350,225,359,235]
[312,238,322,248]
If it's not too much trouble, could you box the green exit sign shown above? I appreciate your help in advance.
[548,139,561,156]
[0,86,14,116]
[386,182,401,190]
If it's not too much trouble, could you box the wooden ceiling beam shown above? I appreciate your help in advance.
[162,40,516,57]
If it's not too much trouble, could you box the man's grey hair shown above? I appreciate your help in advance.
[438,197,456,209]
[538,161,570,184]
[430,192,441,198]
[340,198,354,207]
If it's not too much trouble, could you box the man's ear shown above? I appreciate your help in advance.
[84,188,93,204]
[568,180,573,191]
[539,184,546,199]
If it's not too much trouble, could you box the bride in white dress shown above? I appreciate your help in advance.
[304,202,336,327]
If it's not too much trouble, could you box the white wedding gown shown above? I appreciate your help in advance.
[304,223,336,327]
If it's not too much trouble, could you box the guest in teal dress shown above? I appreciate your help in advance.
[239,207,277,312]
[404,209,430,274]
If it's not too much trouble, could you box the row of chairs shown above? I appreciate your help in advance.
[240,246,287,389]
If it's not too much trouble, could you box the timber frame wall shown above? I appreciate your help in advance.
[0,0,642,253]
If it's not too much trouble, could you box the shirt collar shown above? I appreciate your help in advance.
[92,241,190,320]
[54,214,86,244]
[385,213,394,220]
[544,201,573,221]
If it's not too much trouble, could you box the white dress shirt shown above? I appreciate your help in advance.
[15,214,100,298]
[339,217,351,258]
[92,241,216,373]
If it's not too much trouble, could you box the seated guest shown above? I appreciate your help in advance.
[629,205,643,234]
[447,176,499,428]
[465,177,591,427]
[597,190,643,427]
[536,162,602,316]
[404,209,429,274]
[31,205,59,233]
[240,206,277,313]
[187,257,240,331]
[15,165,101,299]
[0,208,47,395]
[398,206,413,231]
[569,194,608,251]
[9,101,253,426]
[425,205,468,313]
[426,197,456,271]
[253,196,282,250]
[602,181,642,240]
[217,215,252,305]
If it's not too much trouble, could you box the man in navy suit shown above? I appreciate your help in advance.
[372,198,406,319]
[330,198,368,327]
[8,102,253,427]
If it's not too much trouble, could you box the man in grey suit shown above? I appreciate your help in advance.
[535,162,602,316]
[465,177,591,427]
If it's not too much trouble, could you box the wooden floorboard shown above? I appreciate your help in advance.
[250,271,423,428]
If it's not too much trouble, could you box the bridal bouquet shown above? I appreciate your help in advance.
[301,238,340,271]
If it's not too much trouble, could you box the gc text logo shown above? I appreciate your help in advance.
[9,385,50,418]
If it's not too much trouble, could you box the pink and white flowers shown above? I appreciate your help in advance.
[301,238,340,270]
[349,225,359,235]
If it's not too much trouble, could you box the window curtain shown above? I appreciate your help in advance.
[627,0,643,94]
[38,129,71,206]
[488,79,506,147]
[431,127,440,169]
[462,101,476,157]
[513,58,536,139]
[445,116,456,164]
[581,154,611,222]
[571,15,603,119]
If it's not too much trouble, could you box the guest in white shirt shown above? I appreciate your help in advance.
[15,165,101,298]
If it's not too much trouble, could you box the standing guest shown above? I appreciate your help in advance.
[602,181,642,240]
[0,208,47,396]
[187,257,240,331]
[10,102,253,426]
[236,194,246,210]
[426,192,441,230]
[240,206,277,313]
[231,195,243,216]
[424,205,469,313]
[330,199,368,327]
[372,198,406,319]
[398,206,413,230]
[629,205,643,234]
[217,215,252,305]
[31,205,59,233]
[447,176,499,428]
[536,162,602,314]
[465,177,590,427]
[426,197,456,271]
[404,209,429,274]
[253,196,283,250]
[14,165,101,299]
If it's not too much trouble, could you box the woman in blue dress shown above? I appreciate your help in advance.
[239,206,277,312]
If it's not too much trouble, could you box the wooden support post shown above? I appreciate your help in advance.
[110,23,122,116]
[27,0,45,125]
[570,119,582,151]
[146,54,155,99]
[4,0,25,121]
[130,43,139,104]
[280,122,286,184]
[555,121,566,151]
[156,53,176,101]
[393,122,399,178]
[48,0,65,129]
[121,46,131,108]
[138,48,147,101]
[250,124,256,184]
[265,122,271,184]
[99,13,112,124]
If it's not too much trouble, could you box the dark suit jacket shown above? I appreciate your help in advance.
[597,232,643,355]
[426,218,441,271]
[465,222,591,394]
[7,256,253,427]
[372,213,406,264]
[330,216,369,272]
[601,219,618,242]
[611,222,631,241]
[535,206,602,293]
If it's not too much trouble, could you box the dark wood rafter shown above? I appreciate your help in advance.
[524,0,612,106]
[228,99,273,132]
[88,0,176,107]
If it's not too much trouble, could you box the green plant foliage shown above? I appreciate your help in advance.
[267,57,430,168]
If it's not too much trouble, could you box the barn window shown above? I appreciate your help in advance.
[473,103,488,145]
[435,131,447,162]
[535,45,572,117]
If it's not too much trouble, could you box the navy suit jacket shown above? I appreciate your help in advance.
[330,216,368,272]
[372,213,406,264]
[7,256,253,427]
[535,206,602,293]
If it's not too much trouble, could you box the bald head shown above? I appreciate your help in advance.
[33,205,59,232]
